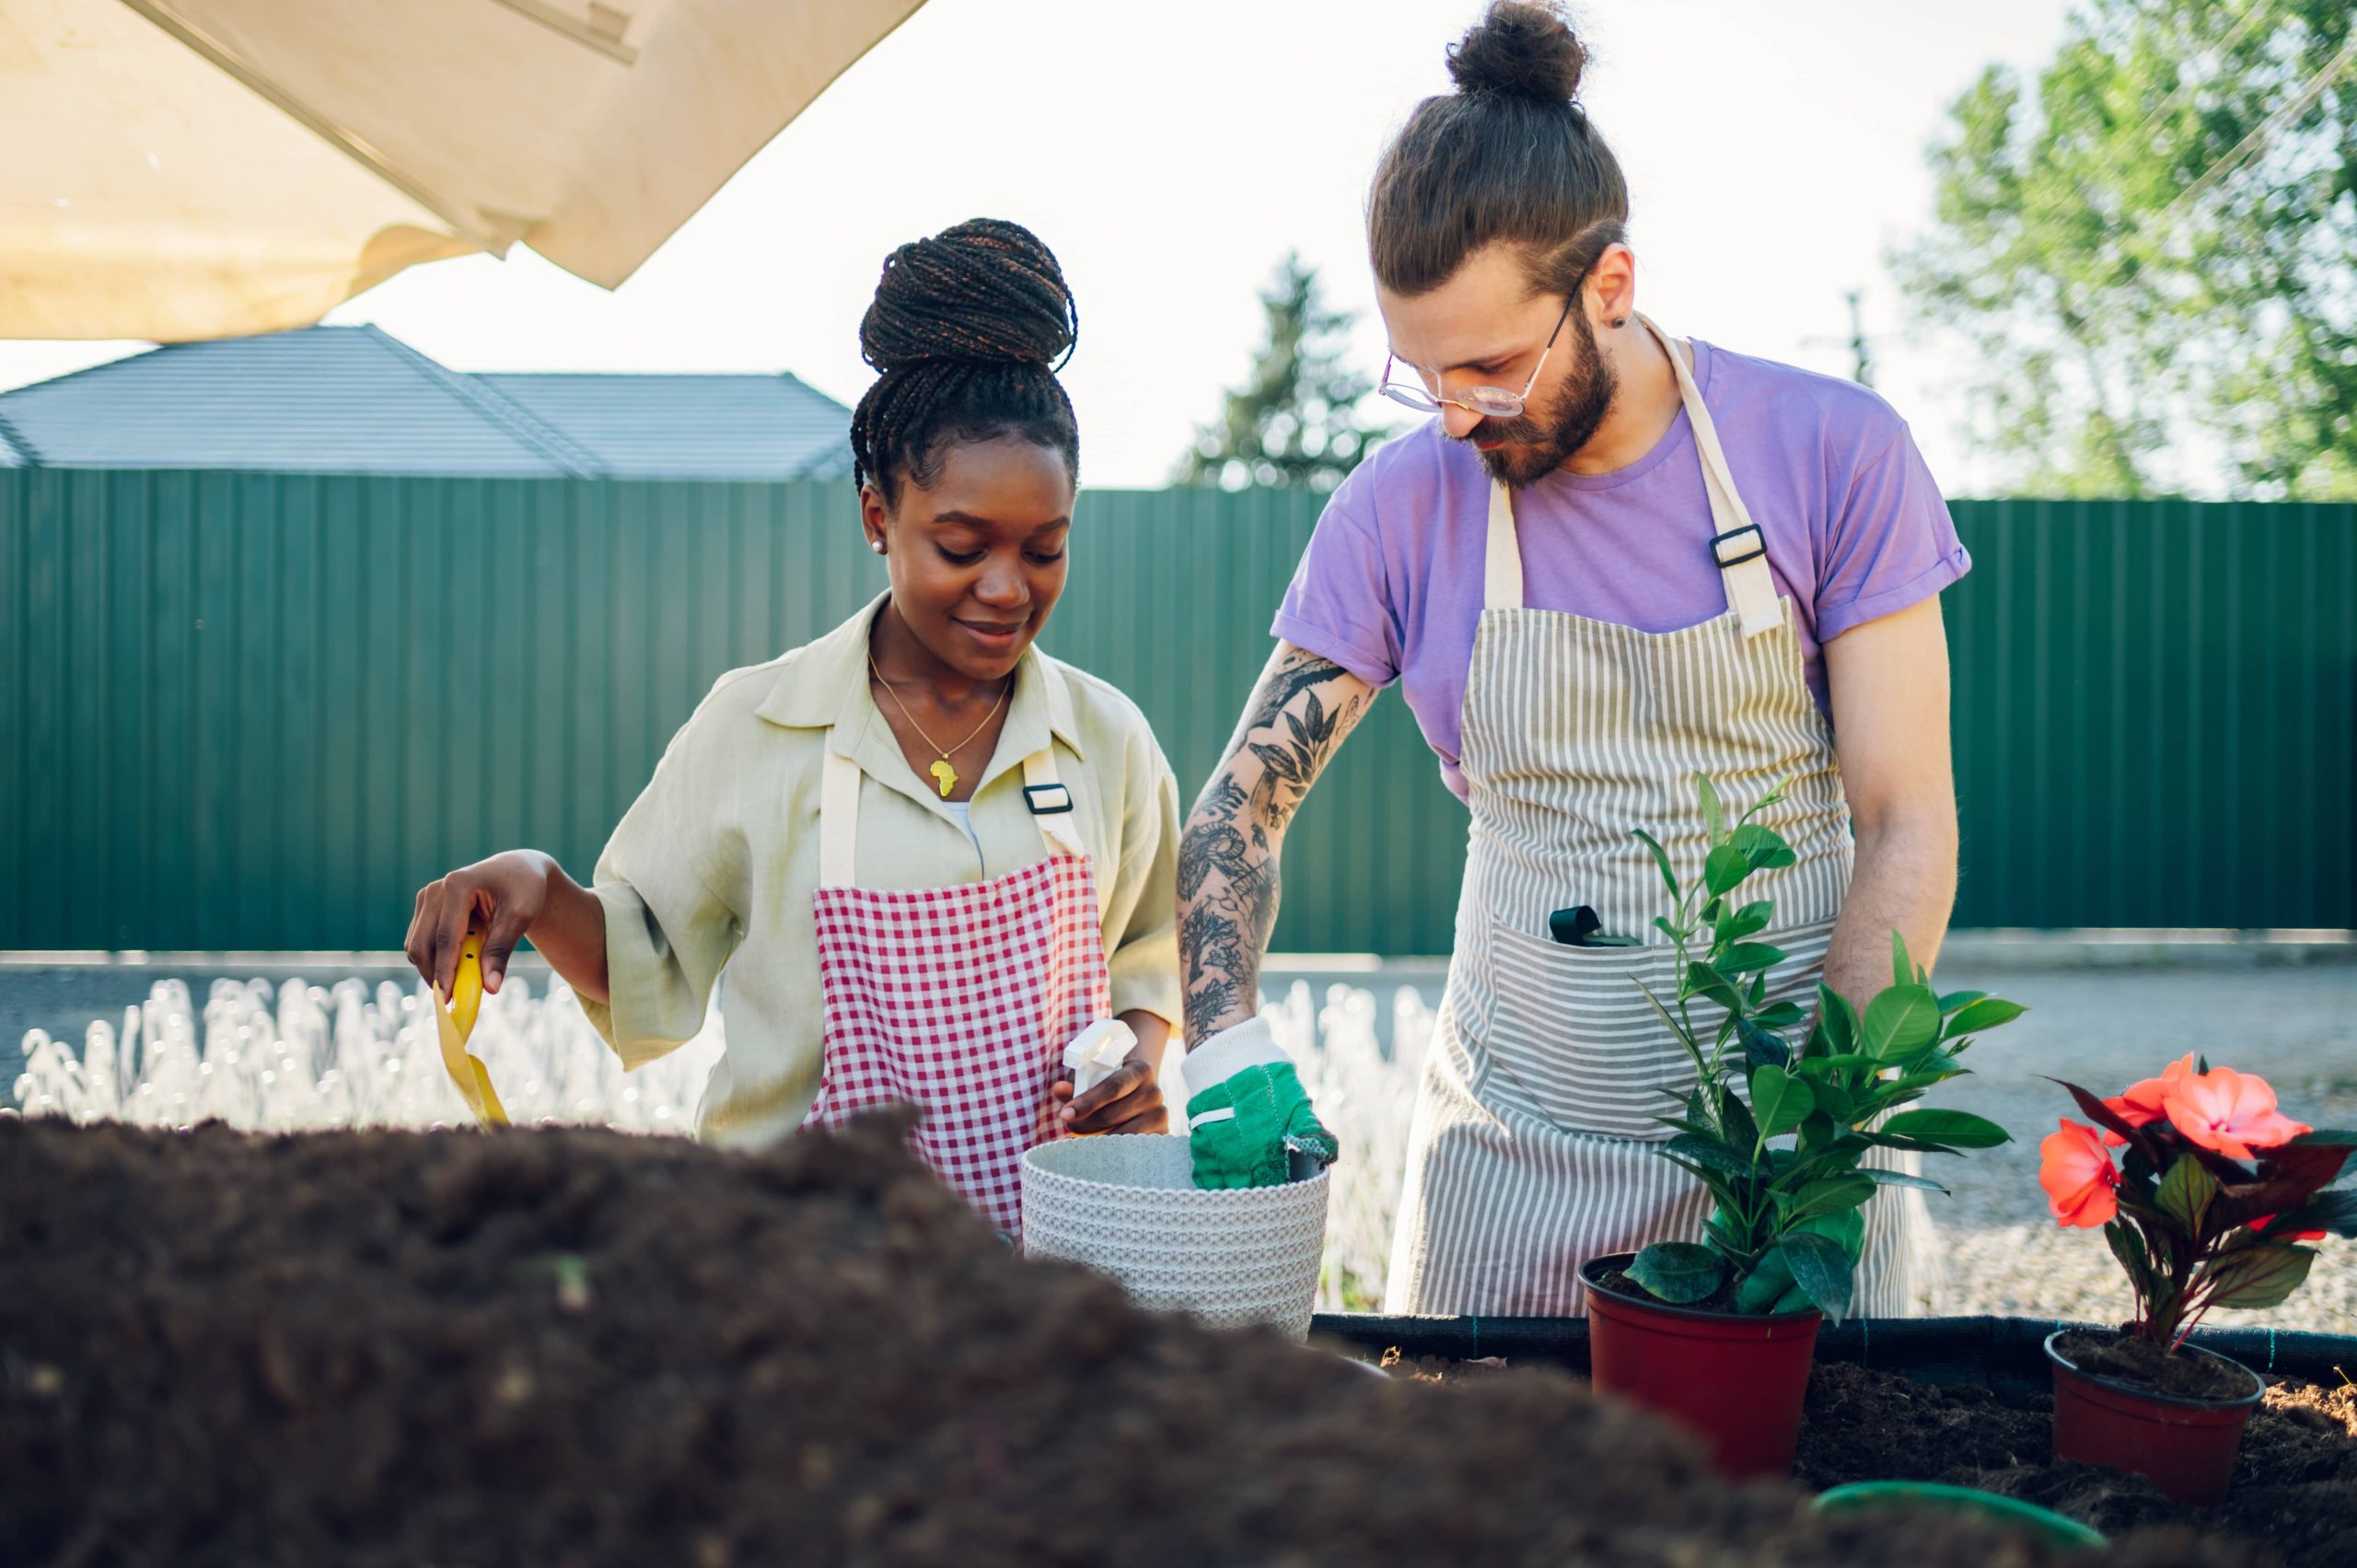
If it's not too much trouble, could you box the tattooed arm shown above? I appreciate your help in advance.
[1178,643,1377,1045]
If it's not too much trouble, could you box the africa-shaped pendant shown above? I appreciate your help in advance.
[929,759,958,798]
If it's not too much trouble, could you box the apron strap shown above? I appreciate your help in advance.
[1481,319,1779,638]
[818,744,1085,887]
[819,748,863,888]
[1641,313,1782,640]
[1482,476,1524,611]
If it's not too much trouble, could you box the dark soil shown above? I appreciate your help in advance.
[1,1117,2255,1568]
[1392,1354,2357,1567]
[2054,1330,2261,1402]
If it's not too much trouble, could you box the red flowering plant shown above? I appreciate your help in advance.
[2040,1055,2357,1348]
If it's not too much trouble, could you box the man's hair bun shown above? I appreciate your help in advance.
[1446,1,1588,105]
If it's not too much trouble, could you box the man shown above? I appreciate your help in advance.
[1175,2,1970,1315]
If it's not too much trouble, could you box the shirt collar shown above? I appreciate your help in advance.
[753,593,1086,771]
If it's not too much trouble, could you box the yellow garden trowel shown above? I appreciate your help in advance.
[431,927,510,1127]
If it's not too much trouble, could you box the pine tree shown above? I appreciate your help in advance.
[1174,253,1393,493]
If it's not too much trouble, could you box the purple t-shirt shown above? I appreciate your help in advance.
[1272,339,1970,800]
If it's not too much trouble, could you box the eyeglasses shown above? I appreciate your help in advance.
[1377,291,1578,419]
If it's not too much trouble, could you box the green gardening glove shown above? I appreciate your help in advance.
[1180,1021,1339,1190]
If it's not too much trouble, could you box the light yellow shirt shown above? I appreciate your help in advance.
[577,594,1183,1149]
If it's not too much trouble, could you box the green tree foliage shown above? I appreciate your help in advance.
[1892,1,2356,498]
[1174,253,1393,493]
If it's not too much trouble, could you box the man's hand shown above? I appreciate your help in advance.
[1823,596,1961,1005]
[1177,644,1376,1044]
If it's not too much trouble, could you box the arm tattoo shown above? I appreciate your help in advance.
[1178,647,1373,1044]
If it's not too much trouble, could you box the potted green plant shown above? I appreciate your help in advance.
[2038,1057,2354,1503]
[1580,778,2018,1477]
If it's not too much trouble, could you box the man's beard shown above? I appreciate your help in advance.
[1474,311,1617,488]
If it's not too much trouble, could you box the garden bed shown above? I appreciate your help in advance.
[1328,1330,2357,1567]
[0,1116,2313,1567]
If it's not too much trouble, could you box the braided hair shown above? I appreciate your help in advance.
[849,218,1080,504]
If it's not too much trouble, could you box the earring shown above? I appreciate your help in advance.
[1611,317,1628,329]
[870,540,886,555]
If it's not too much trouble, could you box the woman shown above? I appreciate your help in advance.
[406,220,1181,1234]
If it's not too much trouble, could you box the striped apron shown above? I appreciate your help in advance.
[1383,316,1932,1318]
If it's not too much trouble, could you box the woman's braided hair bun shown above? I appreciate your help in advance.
[850,218,1081,498]
[859,218,1077,374]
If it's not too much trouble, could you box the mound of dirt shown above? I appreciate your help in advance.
[2,1118,2260,1567]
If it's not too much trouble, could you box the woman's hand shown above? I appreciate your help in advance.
[405,850,558,1000]
[1052,1059,1167,1135]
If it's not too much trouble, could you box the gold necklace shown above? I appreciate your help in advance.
[868,655,1009,798]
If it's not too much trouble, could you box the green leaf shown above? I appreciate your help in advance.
[2156,1154,2221,1232]
[1857,1167,1949,1193]
[1631,829,1679,900]
[2264,1189,2357,1239]
[1722,942,1788,974]
[1730,821,1795,872]
[1891,930,1916,989]
[1794,1208,1866,1260]
[1749,1063,1814,1137]
[1628,1241,1726,1305]
[1703,843,1751,898]
[1662,1133,1757,1178]
[1780,1230,1855,1322]
[1936,990,1989,1015]
[2200,1244,2316,1311]
[1782,1174,1877,1222]
[1797,1109,1840,1152]
[1717,1085,1761,1153]
[1944,997,2027,1038]
[1685,961,1744,1014]
[1876,1109,2011,1149]
[1860,984,1942,1062]
[1738,1018,1791,1072]
[1696,774,1726,846]
[2104,1218,2148,1284]
[1816,984,1860,1056]
[1716,900,1773,944]
[1754,1000,1805,1029]
[1736,1245,1798,1314]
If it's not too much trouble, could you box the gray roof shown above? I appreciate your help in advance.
[481,371,853,481]
[0,324,853,481]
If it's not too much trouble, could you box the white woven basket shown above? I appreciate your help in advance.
[1021,1135,1331,1340]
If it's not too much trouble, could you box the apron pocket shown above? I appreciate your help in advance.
[1477,920,1694,1141]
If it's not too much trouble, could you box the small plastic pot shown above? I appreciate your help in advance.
[1581,1251,1821,1478]
[2044,1330,2263,1505]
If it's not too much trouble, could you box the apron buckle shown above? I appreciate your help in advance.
[1711,523,1766,567]
[1023,782,1075,816]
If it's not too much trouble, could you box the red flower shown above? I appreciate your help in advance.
[2161,1067,2313,1161]
[2039,1119,2120,1228]
[2100,1052,2198,1146]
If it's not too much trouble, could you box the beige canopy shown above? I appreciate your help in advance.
[0,0,924,340]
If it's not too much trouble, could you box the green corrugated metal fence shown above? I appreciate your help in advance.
[3,470,2351,951]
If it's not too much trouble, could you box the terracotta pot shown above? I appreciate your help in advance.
[1581,1251,1821,1478]
[2044,1330,2263,1505]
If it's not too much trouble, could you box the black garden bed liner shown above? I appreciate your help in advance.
[1315,1312,2357,1398]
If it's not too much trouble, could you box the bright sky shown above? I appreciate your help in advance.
[0,0,2076,494]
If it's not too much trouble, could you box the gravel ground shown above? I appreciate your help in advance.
[9,951,2354,1334]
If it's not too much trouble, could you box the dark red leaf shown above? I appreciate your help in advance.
[2049,1077,2164,1164]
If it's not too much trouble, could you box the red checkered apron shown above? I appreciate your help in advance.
[803,746,1112,1236]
